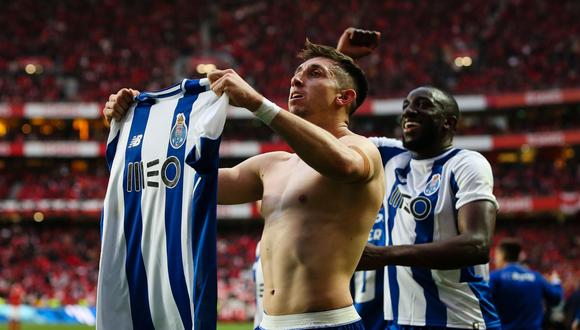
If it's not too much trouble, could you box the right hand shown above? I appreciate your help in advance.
[336,27,381,60]
[103,88,139,123]
[208,69,263,112]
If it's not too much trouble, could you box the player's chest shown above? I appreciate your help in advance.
[260,159,335,213]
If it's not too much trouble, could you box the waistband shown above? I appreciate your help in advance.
[259,305,361,329]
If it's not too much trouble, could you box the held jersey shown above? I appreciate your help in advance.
[98,79,228,330]
[253,242,265,329]
[351,205,388,330]
[370,137,501,329]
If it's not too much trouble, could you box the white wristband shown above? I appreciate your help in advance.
[254,98,281,125]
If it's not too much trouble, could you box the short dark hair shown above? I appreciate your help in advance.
[497,238,522,262]
[298,40,368,115]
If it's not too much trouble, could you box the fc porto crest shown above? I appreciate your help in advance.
[170,113,187,149]
[424,173,441,196]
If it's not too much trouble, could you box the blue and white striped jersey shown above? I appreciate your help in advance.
[370,137,501,329]
[253,242,264,329]
[351,205,388,330]
[98,79,228,330]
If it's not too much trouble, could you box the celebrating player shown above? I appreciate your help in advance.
[104,40,385,329]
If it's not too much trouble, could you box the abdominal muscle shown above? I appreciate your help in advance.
[259,211,362,315]
[257,153,382,315]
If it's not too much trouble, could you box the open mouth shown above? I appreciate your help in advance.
[289,92,304,100]
[403,120,421,133]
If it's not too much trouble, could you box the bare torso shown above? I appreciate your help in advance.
[257,136,384,315]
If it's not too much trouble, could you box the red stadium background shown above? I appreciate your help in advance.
[0,0,579,328]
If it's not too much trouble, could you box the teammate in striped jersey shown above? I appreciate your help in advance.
[337,28,500,329]
[99,79,228,330]
[351,205,388,330]
[105,41,384,330]
[360,87,501,329]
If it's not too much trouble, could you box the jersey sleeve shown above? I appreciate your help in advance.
[185,90,229,173]
[452,151,498,210]
[368,137,406,166]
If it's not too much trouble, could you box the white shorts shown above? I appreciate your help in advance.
[259,305,361,330]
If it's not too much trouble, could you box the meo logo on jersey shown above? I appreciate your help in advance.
[170,113,187,149]
[126,157,181,192]
[389,186,433,221]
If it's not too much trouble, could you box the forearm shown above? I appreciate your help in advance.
[358,234,491,270]
[267,108,363,180]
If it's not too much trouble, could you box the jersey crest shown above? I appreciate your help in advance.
[170,113,187,149]
[424,173,441,196]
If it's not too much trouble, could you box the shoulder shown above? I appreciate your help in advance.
[448,149,494,176]
[249,151,294,165]
[341,133,382,158]
[368,136,408,166]
[368,136,404,149]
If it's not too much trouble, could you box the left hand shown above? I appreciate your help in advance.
[208,69,263,111]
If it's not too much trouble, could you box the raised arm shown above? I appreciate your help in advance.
[358,200,496,270]
[208,69,380,183]
[336,27,381,60]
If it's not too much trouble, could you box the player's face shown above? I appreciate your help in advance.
[400,88,447,152]
[288,57,341,118]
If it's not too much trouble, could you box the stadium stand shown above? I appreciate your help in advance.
[0,0,579,323]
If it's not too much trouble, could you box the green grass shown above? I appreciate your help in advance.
[0,322,253,330]
[0,326,93,330]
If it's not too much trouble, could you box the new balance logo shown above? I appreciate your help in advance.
[128,134,143,148]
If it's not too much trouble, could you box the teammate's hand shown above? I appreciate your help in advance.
[103,88,139,123]
[336,27,381,60]
[208,69,263,112]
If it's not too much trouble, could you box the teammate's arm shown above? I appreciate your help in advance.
[358,200,497,270]
[336,27,381,60]
[208,69,379,183]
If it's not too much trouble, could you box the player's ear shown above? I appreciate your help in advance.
[443,115,458,131]
[336,89,356,108]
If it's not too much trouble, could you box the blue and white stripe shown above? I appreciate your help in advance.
[371,137,500,329]
[98,79,229,330]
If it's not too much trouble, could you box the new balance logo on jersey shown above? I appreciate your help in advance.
[128,134,143,148]
[126,156,181,192]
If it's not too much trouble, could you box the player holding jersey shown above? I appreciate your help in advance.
[104,41,384,330]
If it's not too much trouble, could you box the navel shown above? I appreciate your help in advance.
[298,194,307,203]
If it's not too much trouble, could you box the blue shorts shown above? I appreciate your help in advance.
[387,325,501,330]
[256,305,365,330]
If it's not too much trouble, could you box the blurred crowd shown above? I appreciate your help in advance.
[1,146,578,202]
[2,103,578,143]
[1,0,579,103]
[0,224,261,321]
[1,0,579,325]
[0,222,578,322]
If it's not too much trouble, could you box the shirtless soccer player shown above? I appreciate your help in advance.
[103,41,385,329]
